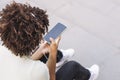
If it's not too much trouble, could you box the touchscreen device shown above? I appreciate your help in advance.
[44,23,67,44]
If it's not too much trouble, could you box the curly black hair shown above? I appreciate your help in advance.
[0,2,49,57]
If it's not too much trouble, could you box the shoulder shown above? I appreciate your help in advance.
[30,60,50,80]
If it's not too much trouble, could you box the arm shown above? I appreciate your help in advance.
[46,37,61,80]
[31,48,44,60]
[31,37,61,80]
[31,41,49,60]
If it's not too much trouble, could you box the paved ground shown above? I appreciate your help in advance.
[1,0,120,80]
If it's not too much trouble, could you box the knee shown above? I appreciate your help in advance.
[66,61,80,68]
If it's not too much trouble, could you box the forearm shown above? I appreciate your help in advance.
[45,37,61,80]
[46,50,57,80]
[31,49,43,60]
[31,41,50,60]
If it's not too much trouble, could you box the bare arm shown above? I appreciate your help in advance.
[31,41,49,60]
[31,49,43,60]
[46,37,61,80]
[31,37,61,80]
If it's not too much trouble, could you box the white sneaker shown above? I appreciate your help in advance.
[88,64,99,80]
[56,49,75,68]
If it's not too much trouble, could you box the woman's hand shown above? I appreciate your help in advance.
[31,36,61,60]
[39,40,50,54]
[46,36,61,80]
[49,36,61,56]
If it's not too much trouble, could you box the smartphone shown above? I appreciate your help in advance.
[44,23,67,44]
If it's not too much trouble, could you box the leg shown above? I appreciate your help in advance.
[56,50,63,63]
[40,50,63,63]
[56,61,90,80]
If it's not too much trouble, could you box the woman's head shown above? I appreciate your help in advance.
[0,2,49,57]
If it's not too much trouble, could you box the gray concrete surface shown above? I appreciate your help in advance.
[0,0,120,80]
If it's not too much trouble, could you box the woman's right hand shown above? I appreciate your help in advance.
[46,36,61,80]
[49,36,61,56]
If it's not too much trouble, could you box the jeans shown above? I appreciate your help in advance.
[56,61,90,80]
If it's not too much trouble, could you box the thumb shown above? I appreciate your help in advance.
[55,36,61,44]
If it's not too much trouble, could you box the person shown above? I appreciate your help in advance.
[0,2,99,80]
[32,39,100,80]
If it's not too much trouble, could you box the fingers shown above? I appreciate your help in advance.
[48,37,61,56]
[41,40,47,44]
[50,37,55,44]
[49,36,61,46]
[41,40,44,44]
[55,36,61,44]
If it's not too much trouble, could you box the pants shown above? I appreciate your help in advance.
[40,50,91,80]
[56,61,91,80]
